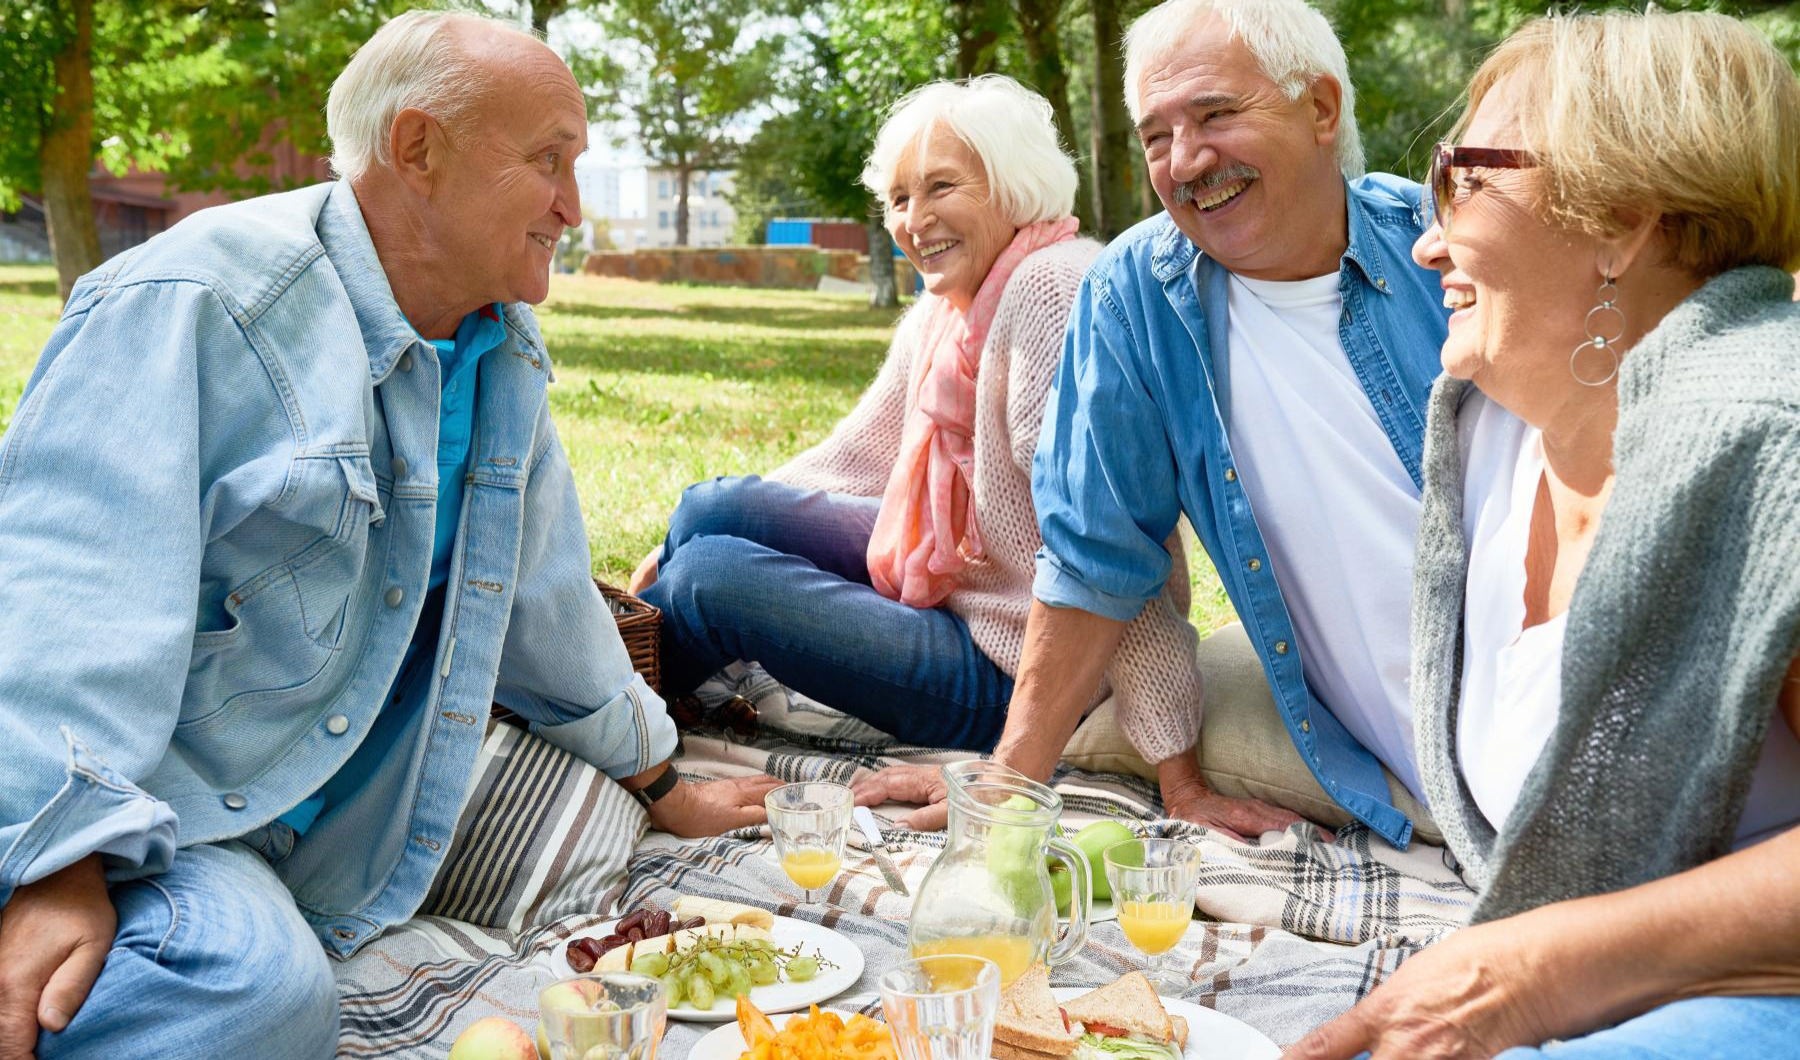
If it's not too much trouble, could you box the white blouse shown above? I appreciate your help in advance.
[1456,396,1800,847]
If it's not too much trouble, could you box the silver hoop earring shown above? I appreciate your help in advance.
[1570,273,1623,387]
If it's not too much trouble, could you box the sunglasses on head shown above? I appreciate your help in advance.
[1425,141,1537,232]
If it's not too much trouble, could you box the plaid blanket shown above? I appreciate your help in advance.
[334,668,1475,1057]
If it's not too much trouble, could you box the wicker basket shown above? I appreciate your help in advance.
[596,579,662,693]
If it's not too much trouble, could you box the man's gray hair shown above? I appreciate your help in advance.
[326,10,526,182]
[1124,0,1365,177]
[860,75,1079,226]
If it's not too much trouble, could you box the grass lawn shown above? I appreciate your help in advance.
[0,264,1235,633]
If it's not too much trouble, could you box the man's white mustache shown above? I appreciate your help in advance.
[1172,165,1259,205]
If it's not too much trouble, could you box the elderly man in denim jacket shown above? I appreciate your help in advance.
[862,0,1450,843]
[0,12,777,1058]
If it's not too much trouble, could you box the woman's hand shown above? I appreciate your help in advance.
[626,547,661,594]
[1283,917,1568,1060]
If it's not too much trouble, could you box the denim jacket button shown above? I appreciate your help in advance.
[325,714,350,736]
[385,586,405,608]
[222,792,248,810]
[1247,557,1262,572]
[391,456,408,478]
[1274,640,1289,655]
[1224,468,1237,482]
[1299,720,1311,734]
[397,353,413,373]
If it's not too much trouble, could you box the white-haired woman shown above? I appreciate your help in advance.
[632,75,1199,751]
[1293,11,1800,1058]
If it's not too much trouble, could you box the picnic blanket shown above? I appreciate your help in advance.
[334,665,1476,1057]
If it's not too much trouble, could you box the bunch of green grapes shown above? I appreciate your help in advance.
[629,936,830,1010]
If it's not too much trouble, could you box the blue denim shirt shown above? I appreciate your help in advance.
[1032,176,1447,847]
[0,181,675,953]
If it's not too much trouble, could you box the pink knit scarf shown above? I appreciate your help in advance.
[866,216,1080,607]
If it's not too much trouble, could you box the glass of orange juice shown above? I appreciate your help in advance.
[765,781,853,905]
[1103,838,1201,988]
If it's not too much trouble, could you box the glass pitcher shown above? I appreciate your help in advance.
[907,761,1090,985]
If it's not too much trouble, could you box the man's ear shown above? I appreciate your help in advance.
[389,107,440,196]
[1308,74,1343,150]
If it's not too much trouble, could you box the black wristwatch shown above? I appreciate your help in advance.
[629,763,679,809]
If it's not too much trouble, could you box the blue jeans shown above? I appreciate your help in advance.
[1490,996,1800,1058]
[39,841,338,1059]
[638,476,1013,750]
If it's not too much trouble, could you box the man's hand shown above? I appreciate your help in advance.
[626,548,661,595]
[1157,752,1317,843]
[851,763,951,831]
[646,774,783,838]
[0,855,116,1059]
[1282,919,1566,1060]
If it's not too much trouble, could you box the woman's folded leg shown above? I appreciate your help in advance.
[658,476,880,585]
[1495,995,1800,1058]
[640,532,1011,750]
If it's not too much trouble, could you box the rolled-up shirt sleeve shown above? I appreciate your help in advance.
[0,280,226,908]
[494,407,678,779]
[1031,271,1183,623]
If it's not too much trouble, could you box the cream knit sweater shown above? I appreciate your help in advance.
[770,239,1205,763]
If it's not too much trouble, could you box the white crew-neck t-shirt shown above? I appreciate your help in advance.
[1456,394,1800,847]
[1223,271,1428,800]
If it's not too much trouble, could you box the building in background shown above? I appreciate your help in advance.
[646,168,735,247]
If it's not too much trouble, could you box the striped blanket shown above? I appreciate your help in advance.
[334,669,1475,1057]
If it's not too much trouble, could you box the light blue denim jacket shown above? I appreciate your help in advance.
[0,181,676,954]
[1032,177,1447,847]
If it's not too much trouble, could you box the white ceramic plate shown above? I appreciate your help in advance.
[687,1007,864,1060]
[1052,986,1280,1060]
[563,915,864,1023]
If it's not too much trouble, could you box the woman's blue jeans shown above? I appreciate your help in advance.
[1495,995,1800,1058]
[638,476,1013,750]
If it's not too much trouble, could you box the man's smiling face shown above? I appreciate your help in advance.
[1134,15,1347,280]
[429,29,587,307]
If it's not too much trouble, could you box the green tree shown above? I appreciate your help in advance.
[581,0,778,246]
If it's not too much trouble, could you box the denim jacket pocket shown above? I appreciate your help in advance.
[289,455,382,649]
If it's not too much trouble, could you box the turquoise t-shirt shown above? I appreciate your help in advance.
[276,304,507,836]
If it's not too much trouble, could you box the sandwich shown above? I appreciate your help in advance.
[991,965,1078,1060]
[991,968,1186,1060]
[1060,972,1187,1059]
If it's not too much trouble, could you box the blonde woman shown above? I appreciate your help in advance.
[1293,11,1800,1058]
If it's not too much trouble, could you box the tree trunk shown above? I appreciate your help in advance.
[42,0,102,302]
[1090,0,1139,239]
[1015,0,1093,230]
[674,163,691,246]
[951,0,1006,79]
[530,0,571,39]
[867,216,898,309]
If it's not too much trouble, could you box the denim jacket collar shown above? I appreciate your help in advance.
[1147,179,1397,294]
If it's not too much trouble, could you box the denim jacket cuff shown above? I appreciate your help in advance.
[1032,551,1151,623]
[0,729,178,908]
[530,674,679,780]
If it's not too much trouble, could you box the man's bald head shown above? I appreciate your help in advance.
[326,10,558,183]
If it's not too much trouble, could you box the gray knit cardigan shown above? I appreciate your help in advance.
[1411,266,1800,924]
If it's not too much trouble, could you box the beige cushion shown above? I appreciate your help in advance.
[1064,623,1441,845]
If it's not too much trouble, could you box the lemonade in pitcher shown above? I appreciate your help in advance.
[910,935,1036,985]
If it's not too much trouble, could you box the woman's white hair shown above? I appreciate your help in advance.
[1124,0,1364,177]
[860,75,1079,226]
[326,10,525,182]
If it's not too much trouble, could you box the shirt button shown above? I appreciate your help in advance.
[385,586,405,608]
[222,792,248,810]
[325,714,350,735]
[1299,720,1311,734]
[391,456,408,478]
[1274,640,1289,655]
[1224,468,1237,482]
[1247,557,1262,572]
[398,353,413,373]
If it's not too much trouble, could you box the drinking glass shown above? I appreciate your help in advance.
[879,954,1002,1060]
[536,972,666,1060]
[765,781,854,904]
[1103,838,1202,988]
